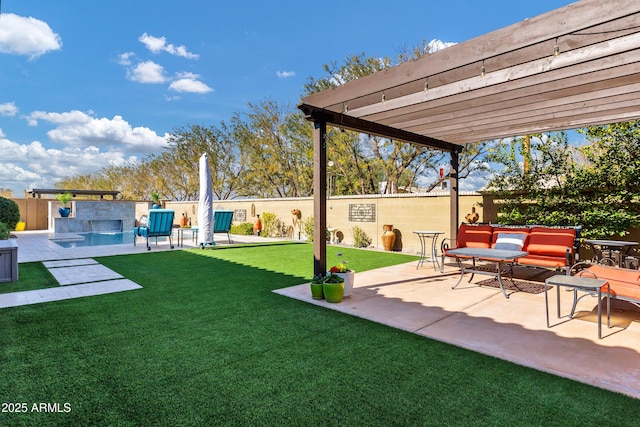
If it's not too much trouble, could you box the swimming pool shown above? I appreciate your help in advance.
[52,232,136,248]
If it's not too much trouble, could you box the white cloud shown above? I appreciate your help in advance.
[139,33,199,59]
[117,52,135,66]
[0,137,141,195]
[0,13,62,58]
[0,102,18,116]
[426,39,457,54]
[276,71,295,78]
[168,72,213,94]
[24,110,168,153]
[0,109,170,195]
[127,60,167,83]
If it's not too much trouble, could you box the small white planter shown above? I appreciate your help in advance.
[334,270,355,298]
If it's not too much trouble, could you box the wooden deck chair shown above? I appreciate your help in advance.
[133,209,175,250]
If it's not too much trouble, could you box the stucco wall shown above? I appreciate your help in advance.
[11,193,486,254]
[166,192,483,254]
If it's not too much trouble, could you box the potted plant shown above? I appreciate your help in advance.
[328,252,355,298]
[151,193,162,209]
[56,192,72,217]
[309,275,324,300]
[322,273,345,303]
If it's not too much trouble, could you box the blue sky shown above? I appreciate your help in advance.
[0,0,576,196]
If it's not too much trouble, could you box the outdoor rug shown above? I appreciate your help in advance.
[476,277,546,294]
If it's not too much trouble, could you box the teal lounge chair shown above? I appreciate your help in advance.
[134,209,175,250]
[200,210,234,248]
[214,210,234,243]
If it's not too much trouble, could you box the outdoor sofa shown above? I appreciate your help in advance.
[570,262,640,312]
[441,223,582,273]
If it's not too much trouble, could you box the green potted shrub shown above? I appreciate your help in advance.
[56,192,72,217]
[151,193,162,209]
[0,197,20,230]
[309,275,325,300]
[322,273,345,303]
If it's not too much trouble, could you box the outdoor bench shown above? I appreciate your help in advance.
[441,223,582,273]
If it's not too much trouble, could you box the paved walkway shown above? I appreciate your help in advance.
[0,258,142,308]
[3,230,290,308]
[13,230,283,263]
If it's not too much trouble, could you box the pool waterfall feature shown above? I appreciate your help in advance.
[50,201,136,233]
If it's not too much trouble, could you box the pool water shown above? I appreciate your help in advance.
[52,232,136,248]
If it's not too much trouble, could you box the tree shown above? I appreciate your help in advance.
[232,100,313,198]
[164,124,246,200]
[305,47,491,195]
[486,123,640,238]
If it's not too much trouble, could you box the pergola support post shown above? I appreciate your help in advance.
[313,120,327,276]
[449,150,459,241]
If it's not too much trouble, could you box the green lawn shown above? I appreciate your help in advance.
[1,244,638,426]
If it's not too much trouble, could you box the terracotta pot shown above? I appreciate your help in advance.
[382,224,396,251]
[254,215,262,236]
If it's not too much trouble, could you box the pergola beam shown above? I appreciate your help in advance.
[299,104,459,152]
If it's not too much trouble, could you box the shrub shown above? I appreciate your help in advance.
[0,197,20,230]
[230,222,254,235]
[56,192,72,207]
[323,273,344,284]
[310,274,324,284]
[352,225,372,248]
[0,222,9,240]
[260,212,278,237]
[302,216,314,242]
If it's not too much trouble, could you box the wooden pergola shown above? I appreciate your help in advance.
[298,0,640,275]
[27,189,120,200]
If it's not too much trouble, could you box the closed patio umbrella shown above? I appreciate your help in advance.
[198,153,213,247]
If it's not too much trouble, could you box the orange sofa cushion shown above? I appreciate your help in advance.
[456,223,493,249]
[577,264,640,299]
[526,227,576,257]
[518,254,568,268]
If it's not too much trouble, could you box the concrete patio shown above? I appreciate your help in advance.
[275,260,640,400]
[7,230,640,400]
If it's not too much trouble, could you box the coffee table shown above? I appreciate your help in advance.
[446,247,528,299]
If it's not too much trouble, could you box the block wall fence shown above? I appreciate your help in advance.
[166,192,484,254]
